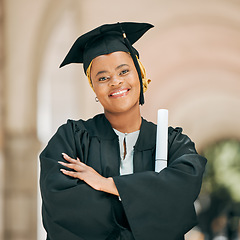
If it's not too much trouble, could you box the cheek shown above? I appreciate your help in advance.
[130,70,140,86]
[91,79,101,94]
[92,84,107,98]
[131,76,140,91]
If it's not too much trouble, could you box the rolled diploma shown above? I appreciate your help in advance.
[155,109,168,172]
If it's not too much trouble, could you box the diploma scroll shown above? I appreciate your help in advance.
[155,109,168,172]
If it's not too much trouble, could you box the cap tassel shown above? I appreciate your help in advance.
[118,23,145,105]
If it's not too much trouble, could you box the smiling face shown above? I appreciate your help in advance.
[90,51,140,116]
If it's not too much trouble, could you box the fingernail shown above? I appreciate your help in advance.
[62,153,69,158]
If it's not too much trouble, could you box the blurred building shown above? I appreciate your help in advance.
[0,0,240,240]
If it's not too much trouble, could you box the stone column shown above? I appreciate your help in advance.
[2,0,44,238]
[0,0,4,239]
[4,134,40,240]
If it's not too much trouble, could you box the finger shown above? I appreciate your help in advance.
[62,153,78,163]
[77,160,87,167]
[58,161,82,171]
[60,169,82,179]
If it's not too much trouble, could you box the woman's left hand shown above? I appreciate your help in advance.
[59,153,119,196]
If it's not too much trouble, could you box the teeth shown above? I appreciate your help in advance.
[111,89,128,96]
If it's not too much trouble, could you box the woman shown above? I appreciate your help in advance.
[40,22,207,240]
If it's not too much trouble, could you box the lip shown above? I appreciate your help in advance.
[109,88,130,98]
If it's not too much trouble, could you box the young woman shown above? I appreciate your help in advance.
[40,22,207,240]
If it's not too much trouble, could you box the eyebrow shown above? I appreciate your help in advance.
[95,70,108,77]
[95,64,130,77]
[115,64,129,70]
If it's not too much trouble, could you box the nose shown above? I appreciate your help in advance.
[109,75,123,87]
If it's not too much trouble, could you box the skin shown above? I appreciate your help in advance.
[59,51,142,196]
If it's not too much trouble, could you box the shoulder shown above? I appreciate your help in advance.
[142,118,194,150]
[61,113,102,133]
[141,118,183,138]
[168,126,184,141]
[168,126,194,147]
[141,118,156,132]
[66,114,116,139]
[168,127,198,160]
[139,119,184,151]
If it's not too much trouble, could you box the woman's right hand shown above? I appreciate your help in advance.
[59,153,119,196]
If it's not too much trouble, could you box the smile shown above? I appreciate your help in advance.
[109,89,130,98]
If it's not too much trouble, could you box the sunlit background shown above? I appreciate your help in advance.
[0,0,240,240]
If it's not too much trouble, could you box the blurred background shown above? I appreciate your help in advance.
[0,0,240,239]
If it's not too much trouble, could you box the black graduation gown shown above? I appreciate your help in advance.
[40,113,206,240]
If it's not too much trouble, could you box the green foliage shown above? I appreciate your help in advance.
[201,139,240,203]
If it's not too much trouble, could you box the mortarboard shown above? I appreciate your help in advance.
[59,22,154,105]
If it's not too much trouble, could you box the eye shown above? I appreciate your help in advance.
[98,76,109,82]
[119,69,129,76]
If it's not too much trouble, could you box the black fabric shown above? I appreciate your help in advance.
[40,114,207,240]
[59,22,153,73]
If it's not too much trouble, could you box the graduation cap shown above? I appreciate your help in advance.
[59,22,154,105]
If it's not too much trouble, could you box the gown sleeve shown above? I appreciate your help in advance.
[112,127,207,240]
[39,120,114,240]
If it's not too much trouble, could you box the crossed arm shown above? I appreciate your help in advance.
[59,153,119,196]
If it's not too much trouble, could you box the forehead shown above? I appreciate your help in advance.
[91,51,133,70]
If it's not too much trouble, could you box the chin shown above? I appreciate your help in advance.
[108,100,140,114]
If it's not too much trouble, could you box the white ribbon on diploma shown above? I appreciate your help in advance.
[155,109,168,172]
